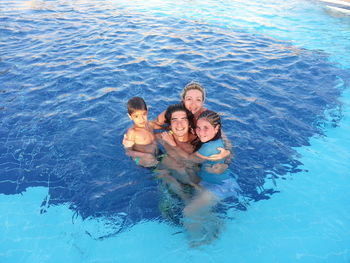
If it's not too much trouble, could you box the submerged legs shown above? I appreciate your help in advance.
[156,169,192,202]
[183,188,221,247]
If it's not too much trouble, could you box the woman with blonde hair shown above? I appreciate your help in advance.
[153,81,207,128]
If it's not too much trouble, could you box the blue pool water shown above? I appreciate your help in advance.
[1,0,350,262]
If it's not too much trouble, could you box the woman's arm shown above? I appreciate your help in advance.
[151,110,166,129]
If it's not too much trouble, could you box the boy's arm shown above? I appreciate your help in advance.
[175,150,211,163]
[123,129,141,158]
[123,129,158,167]
[123,130,149,157]
[196,149,229,175]
[202,147,230,161]
[123,128,135,148]
[157,131,207,163]
[173,149,229,174]
[157,132,228,165]
[124,145,158,167]
[123,134,135,148]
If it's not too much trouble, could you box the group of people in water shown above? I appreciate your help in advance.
[122,82,239,247]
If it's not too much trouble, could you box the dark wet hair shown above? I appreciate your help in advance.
[127,97,147,115]
[193,110,222,151]
[164,104,195,131]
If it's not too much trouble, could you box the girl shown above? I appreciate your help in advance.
[181,110,239,246]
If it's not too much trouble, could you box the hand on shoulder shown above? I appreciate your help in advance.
[160,131,177,147]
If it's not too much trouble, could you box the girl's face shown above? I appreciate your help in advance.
[195,118,219,143]
[183,89,204,115]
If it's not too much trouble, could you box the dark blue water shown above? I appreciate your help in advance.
[0,1,349,238]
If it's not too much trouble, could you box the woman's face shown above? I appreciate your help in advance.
[195,118,219,143]
[183,89,204,115]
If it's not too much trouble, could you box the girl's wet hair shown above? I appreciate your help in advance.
[164,104,195,131]
[193,110,222,151]
[181,81,206,102]
[127,97,147,115]
[199,110,221,130]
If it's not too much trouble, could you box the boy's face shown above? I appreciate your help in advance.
[170,110,189,138]
[129,110,148,128]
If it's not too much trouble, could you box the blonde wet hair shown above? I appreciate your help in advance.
[181,81,206,103]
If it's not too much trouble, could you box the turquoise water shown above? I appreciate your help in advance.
[1,0,350,262]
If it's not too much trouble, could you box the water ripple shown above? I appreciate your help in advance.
[0,1,349,237]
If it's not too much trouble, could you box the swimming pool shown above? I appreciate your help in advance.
[1,0,349,262]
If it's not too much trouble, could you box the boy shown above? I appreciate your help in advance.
[123,97,158,167]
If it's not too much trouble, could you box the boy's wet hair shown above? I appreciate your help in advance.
[127,97,147,115]
[181,81,206,102]
[164,104,195,131]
